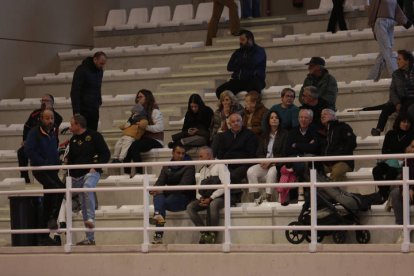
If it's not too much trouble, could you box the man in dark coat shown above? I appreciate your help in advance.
[25,109,64,245]
[216,30,266,98]
[70,51,107,131]
[18,94,62,183]
[149,143,196,244]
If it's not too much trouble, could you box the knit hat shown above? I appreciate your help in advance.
[131,104,145,116]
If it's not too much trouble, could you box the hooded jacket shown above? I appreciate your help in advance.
[24,125,60,167]
[70,57,104,114]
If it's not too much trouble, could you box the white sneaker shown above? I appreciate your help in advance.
[298,193,305,201]
[254,195,264,206]
[396,231,404,244]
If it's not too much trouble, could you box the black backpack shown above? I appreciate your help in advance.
[199,176,221,198]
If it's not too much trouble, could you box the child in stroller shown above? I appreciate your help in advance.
[285,184,381,244]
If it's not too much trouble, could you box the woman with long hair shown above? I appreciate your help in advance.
[124,89,164,175]
[246,110,288,204]
[170,94,213,148]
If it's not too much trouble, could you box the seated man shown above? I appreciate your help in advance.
[299,57,338,110]
[213,113,258,202]
[150,143,196,244]
[320,108,357,182]
[215,30,266,98]
[265,87,300,131]
[186,146,230,244]
[18,94,62,183]
[300,86,329,130]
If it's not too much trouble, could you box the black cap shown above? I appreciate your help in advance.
[305,57,325,66]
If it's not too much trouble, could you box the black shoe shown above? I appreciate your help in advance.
[371,128,381,136]
[111,159,121,163]
[59,222,67,229]
[37,237,61,246]
[47,219,58,230]
[53,235,62,246]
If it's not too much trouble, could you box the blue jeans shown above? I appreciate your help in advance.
[72,171,100,240]
[153,193,190,236]
[368,18,397,81]
[241,0,260,18]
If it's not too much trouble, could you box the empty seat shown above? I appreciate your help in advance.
[182,2,213,25]
[137,6,171,29]
[115,8,149,30]
[94,9,127,31]
[307,0,332,15]
[159,4,194,27]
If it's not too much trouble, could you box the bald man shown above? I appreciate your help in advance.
[212,113,258,202]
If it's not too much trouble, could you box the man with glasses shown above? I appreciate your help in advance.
[265,88,299,131]
[17,94,62,183]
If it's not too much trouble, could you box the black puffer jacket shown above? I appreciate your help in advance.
[70,57,103,114]
[389,66,414,106]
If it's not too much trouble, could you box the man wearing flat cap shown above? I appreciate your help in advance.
[299,57,338,110]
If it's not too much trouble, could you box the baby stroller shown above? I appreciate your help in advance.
[285,188,371,244]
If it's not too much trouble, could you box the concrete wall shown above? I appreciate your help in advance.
[0,0,119,100]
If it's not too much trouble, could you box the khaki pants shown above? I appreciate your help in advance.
[206,0,240,46]
[324,162,352,182]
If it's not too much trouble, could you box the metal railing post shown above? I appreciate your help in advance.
[222,181,231,252]
[309,168,317,253]
[64,175,73,253]
[401,166,410,253]
[141,166,150,253]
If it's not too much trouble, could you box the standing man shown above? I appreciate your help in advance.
[186,146,230,244]
[241,0,261,19]
[149,143,196,244]
[25,109,64,245]
[18,94,62,183]
[67,114,110,245]
[215,30,267,98]
[299,57,338,110]
[70,51,107,131]
[206,0,240,46]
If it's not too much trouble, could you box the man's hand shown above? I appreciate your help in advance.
[410,190,414,202]
[199,197,212,207]
[90,168,96,173]
[188,128,198,136]
[149,190,162,196]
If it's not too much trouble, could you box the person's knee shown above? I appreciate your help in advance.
[390,187,401,202]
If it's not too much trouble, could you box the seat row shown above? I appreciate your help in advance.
[307,0,366,16]
[94,2,241,32]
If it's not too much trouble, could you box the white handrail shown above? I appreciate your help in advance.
[0,153,412,253]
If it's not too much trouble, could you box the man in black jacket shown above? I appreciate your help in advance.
[149,143,196,244]
[18,94,62,183]
[216,30,266,98]
[70,51,107,131]
[320,108,357,182]
[300,85,329,131]
[67,114,110,245]
[25,109,64,245]
[213,113,258,188]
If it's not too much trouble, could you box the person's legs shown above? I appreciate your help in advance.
[390,187,403,224]
[155,193,190,238]
[404,0,414,22]
[81,108,99,131]
[320,186,359,212]
[265,166,277,195]
[206,197,224,226]
[252,0,260,18]
[186,200,207,227]
[216,79,245,98]
[245,78,265,93]
[327,0,339,33]
[127,138,163,174]
[376,18,397,77]
[241,0,251,18]
[206,1,224,46]
[118,136,135,160]
[79,172,100,241]
[112,137,124,160]
[17,146,30,183]
[329,162,352,182]
[153,193,167,218]
[224,0,240,34]
[247,164,267,193]
[376,102,396,131]
[336,0,347,30]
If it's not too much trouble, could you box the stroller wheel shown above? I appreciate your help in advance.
[305,231,324,243]
[285,221,306,244]
[355,230,371,244]
[332,231,347,244]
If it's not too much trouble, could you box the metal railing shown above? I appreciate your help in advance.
[0,153,413,253]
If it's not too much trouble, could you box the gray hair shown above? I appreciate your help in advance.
[299,108,314,119]
[321,108,336,119]
[218,90,238,109]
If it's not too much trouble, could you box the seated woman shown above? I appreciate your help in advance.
[370,50,414,136]
[170,94,213,149]
[247,110,288,205]
[210,90,244,142]
[243,90,268,137]
[373,113,414,201]
[124,89,164,175]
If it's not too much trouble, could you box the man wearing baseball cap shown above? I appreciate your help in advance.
[299,57,338,110]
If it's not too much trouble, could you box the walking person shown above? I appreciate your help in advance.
[206,0,240,46]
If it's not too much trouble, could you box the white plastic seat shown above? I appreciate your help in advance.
[159,4,194,27]
[115,8,149,30]
[171,41,205,50]
[94,9,127,31]
[307,0,332,15]
[137,6,171,29]
[182,2,213,25]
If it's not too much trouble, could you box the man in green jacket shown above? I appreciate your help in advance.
[299,57,338,110]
